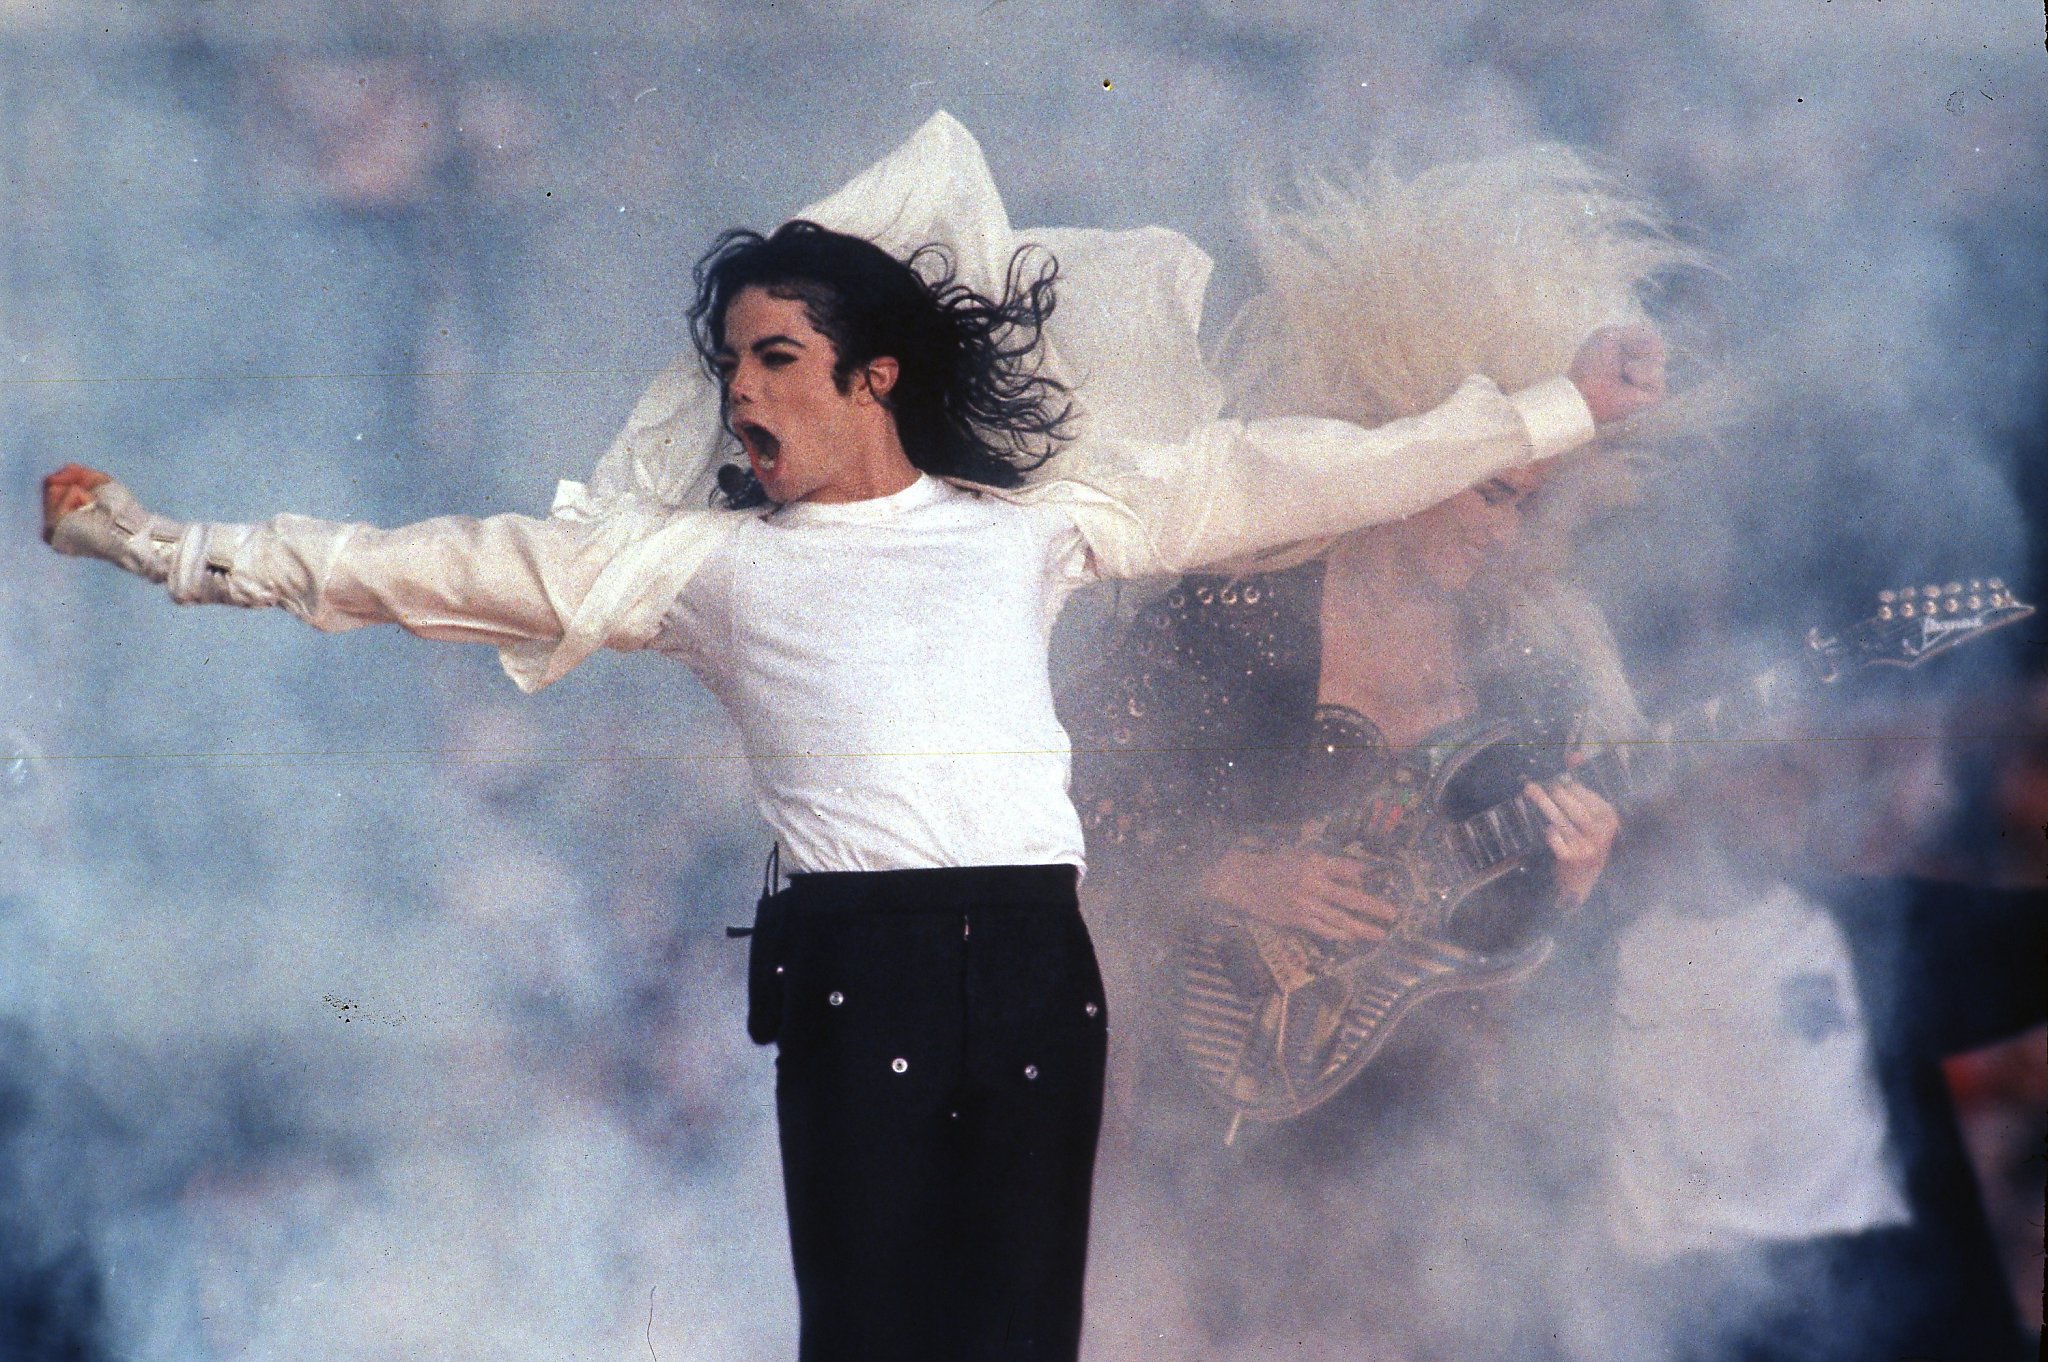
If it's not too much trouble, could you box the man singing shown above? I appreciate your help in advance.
[39,115,1663,1360]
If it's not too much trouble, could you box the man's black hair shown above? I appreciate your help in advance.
[687,220,1073,507]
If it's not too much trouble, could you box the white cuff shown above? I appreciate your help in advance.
[46,481,185,583]
[1508,376,1598,464]
[167,523,269,607]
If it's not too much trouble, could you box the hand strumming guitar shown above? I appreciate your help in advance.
[1200,844,1401,945]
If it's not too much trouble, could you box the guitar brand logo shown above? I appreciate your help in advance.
[1923,612,1989,638]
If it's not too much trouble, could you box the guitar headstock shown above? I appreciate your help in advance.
[1806,578,2035,682]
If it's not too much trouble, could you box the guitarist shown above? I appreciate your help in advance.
[1073,435,1636,1362]
[1070,147,1685,1359]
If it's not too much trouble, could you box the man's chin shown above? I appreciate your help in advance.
[746,450,785,499]
[757,469,802,505]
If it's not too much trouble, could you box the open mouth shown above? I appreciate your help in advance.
[735,421,781,480]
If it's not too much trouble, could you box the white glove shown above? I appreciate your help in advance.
[47,481,265,606]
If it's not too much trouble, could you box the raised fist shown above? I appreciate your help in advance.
[41,464,112,544]
[1569,324,1667,426]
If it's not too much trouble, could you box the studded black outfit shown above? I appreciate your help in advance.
[1072,561,1586,913]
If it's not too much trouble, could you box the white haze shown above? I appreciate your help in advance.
[1,1,2042,1357]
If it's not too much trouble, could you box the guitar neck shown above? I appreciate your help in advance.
[1437,579,2032,878]
[1440,663,1802,875]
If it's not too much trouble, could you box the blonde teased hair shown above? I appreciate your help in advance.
[1208,145,1714,591]
[1218,148,1709,736]
[1220,145,1701,427]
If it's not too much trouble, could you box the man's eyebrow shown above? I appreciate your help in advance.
[751,334,806,352]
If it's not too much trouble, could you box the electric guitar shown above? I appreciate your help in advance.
[1174,579,2034,1134]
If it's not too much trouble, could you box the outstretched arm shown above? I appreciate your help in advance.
[42,463,630,648]
[1053,324,1665,580]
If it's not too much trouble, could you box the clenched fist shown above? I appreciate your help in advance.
[1569,324,1667,426]
[41,464,112,543]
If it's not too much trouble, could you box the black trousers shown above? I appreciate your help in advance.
[761,865,1108,1362]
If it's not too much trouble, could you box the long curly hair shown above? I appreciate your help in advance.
[687,220,1074,507]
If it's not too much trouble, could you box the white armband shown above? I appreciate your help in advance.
[47,481,186,584]
[166,522,273,607]
[49,483,273,608]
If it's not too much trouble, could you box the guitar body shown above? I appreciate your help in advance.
[1175,719,1563,1125]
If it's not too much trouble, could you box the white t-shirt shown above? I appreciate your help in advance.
[1607,879,1911,1257]
[650,475,1092,874]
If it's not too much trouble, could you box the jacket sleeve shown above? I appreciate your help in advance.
[1067,601,1227,903]
[1046,375,1595,581]
[239,512,640,647]
[53,476,741,692]
[1066,574,1328,920]
[118,504,641,649]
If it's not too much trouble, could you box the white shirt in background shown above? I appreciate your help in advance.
[1607,879,1911,1257]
